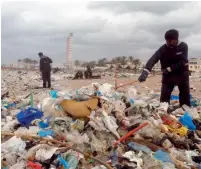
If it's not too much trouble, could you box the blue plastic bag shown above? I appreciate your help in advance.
[179,112,196,131]
[58,155,69,169]
[170,95,179,100]
[16,107,43,127]
[50,90,58,99]
[38,121,49,129]
[38,129,55,137]
[154,150,172,163]
[128,142,152,154]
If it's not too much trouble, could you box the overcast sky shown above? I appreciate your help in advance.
[1,1,201,65]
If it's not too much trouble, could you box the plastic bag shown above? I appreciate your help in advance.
[16,107,43,127]
[156,102,169,113]
[165,125,188,136]
[50,90,58,99]
[26,144,58,162]
[154,150,172,163]
[179,112,196,130]
[38,129,55,137]
[123,151,143,168]
[27,161,42,169]
[3,153,18,166]
[98,83,113,95]
[61,151,83,169]
[91,134,106,152]
[71,119,85,131]
[1,136,26,154]
[58,154,69,169]
[9,160,26,169]
[66,131,89,144]
[128,87,137,100]
[128,142,152,154]
[170,95,179,100]
[15,126,40,136]
[113,100,126,112]
[2,119,20,132]
[133,100,147,107]
[102,116,120,138]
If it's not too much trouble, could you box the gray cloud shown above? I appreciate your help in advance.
[1,1,201,65]
[88,1,189,15]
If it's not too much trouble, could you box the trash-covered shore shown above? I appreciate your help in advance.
[1,70,201,169]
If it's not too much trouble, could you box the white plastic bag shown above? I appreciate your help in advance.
[1,136,26,154]
[98,83,113,95]
[26,144,58,162]
[102,116,120,138]
[66,131,89,144]
[2,119,19,132]
[123,151,143,169]
[128,87,137,99]
[91,134,106,152]
[9,160,26,169]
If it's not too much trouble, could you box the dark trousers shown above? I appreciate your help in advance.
[160,81,190,107]
[42,71,51,88]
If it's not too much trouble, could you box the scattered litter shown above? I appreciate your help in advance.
[1,69,201,169]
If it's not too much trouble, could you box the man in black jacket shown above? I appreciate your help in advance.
[38,52,53,88]
[138,29,190,107]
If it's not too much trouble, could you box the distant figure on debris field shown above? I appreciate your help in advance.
[38,52,53,88]
[84,65,92,79]
[138,29,190,107]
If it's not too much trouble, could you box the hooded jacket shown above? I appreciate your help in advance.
[40,55,53,72]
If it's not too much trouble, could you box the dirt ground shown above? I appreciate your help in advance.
[56,74,201,99]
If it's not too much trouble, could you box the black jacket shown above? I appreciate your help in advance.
[40,55,52,72]
[145,42,188,75]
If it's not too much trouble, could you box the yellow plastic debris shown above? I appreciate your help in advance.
[60,97,98,118]
[165,125,188,137]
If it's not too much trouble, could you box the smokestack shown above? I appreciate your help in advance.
[67,33,73,68]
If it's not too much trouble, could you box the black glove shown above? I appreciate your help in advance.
[138,70,149,82]
[171,60,187,71]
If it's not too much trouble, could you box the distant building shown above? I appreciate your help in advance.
[189,58,201,72]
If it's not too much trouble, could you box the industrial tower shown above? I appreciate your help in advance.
[67,33,73,68]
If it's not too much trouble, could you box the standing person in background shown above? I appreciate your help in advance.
[138,29,190,107]
[38,52,53,88]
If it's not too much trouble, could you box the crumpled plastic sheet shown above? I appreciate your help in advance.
[3,153,18,166]
[52,116,72,131]
[88,116,109,132]
[26,144,58,162]
[9,160,27,169]
[1,136,26,155]
[156,102,169,113]
[102,115,120,138]
[123,151,143,169]
[66,130,89,144]
[90,133,107,152]
[2,119,20,132]
[98,83,113,95]
[14,126,40,136]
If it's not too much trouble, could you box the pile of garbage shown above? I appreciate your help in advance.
[1,72,201,169]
